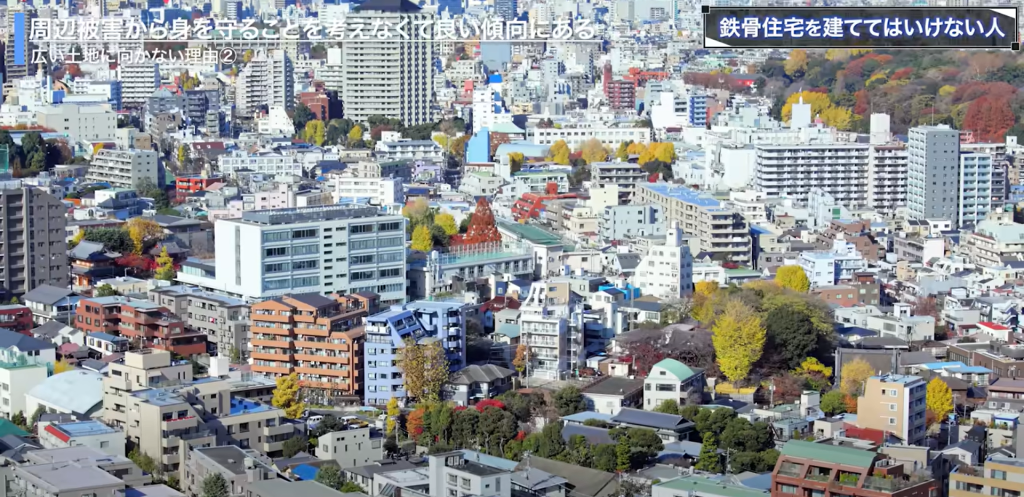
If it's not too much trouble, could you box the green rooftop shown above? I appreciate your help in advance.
[0,419,29,438]
[780,440,877,469]
[652,358,698,380]
[656,476,769,497]
[497,219,563,246]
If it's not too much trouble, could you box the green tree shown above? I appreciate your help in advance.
[537,423,565,458]
[695,432,722,473]
[201,473,229,497]
[593,444,618,472]
[314,465,343,489]
[653,399,679,415]
[775,265,810,292]
[764,306,820,371]
[615,435,631,471]
[229,346,241,364]
[553,386,586,416]
[271,373,306,419]
[282,434,307,458]
[411,224,434,252]
[11,411,25,429]
[293,103,314,132]
[83,227,134,253]
[94,284,118,297]
[154,247,176,281]
[820,390,847,416]
[28,405,45,428]
[128,447,158,474]
[339,482,365,493]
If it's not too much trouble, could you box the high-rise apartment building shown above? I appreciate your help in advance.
[117,63,160,109]
[855,374,927,446]
[958,152,1005,227]
[178,205,407,303]
[235,49,294,117]
[0,182,68,296]
[867,144,907,213]
[633,222,694,300]
[250,292,377,402]
[84,149,159,189]
[755,143,870,208]
[4,6,35,85]
[338,0,435,125]
[495,0,518,20]
[907,125,960,223]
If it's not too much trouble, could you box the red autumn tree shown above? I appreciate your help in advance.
[963,96,1016,143]
[891,68,913,80]
[116,254,150,272]
[853,90,870,116]
[953,82,1017,105]
[407,408,425,437]
[450,198,502,246]
[474,399,506,412]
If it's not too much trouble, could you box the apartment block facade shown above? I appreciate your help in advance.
[958,152,1004,227]
[235,49,294,117]
[907,125,960,223]
[84,149,159,189]
[149,286,251,359]
[0,184,68,296]
[755,143,870,208]
[772,440,937,497]
[855,375,927,446]
[178,205,407,304]
[363,300,468,406]
[76,296,128,334]
[950,454,1024,497]
[250,292,378,403]
[634,183,751,264]
[867,144,907,213]
[119,300,207,357]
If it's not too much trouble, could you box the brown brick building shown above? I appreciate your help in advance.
[76,296,128,334]
[773,440,937,497]
[251,292,378,403]
[118,300,207,357]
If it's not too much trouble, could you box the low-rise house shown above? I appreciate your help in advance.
[315,425,384,469]
[446,364,515,407]
[86,332,130,356]
[32,321,84,348]
[642,358,706,410]
[610,408,696,442]
[182,446,279,497]
[581,377,643,415]
[0,361,48,420]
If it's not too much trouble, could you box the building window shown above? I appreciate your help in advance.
[888,418,896,425]
[779,485,798,494]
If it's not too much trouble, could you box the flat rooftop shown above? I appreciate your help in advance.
[53,420,118,438]
[238,204,389,226]
[195,446,269,475]
[229,398,273,415]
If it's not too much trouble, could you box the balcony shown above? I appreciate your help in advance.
[162,416,197,430]
[261,423,295,436]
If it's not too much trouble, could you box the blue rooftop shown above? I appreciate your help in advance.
[919,361,991,374]
[88,332,127,343]
[639,183,720,208]
[229,398,273,415]
[291,464,319,481]
[870,374,922,384]
[54,420,117,437]
[750,225,772,235]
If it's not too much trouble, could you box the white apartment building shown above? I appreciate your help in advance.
[727,190,768,225]
[178,205,408,304]
[530,124,651,149]
[332,176,404,206]
[84,149,159,189]
[337,3,434,125]
[117,63,159,108]
[517,284,581,380]
[633,222,694,300]
[958,152,1000,227]
[375,140,444,163]
[35,104,116,145]
[963,218,1024,267]
[599,204,665,243]
[459,171,504,197]
[867,144,907,213]
[316,48,344,91]
[38,420,125,456]
[0,362,47,420]
[236,49,294,117]
[218,150,303,177]
[754,143,870,208]
[591,162,647,201]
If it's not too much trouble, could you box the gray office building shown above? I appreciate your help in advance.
[495,0,518,20]
[907,125,960,224]
[0,181,67,297]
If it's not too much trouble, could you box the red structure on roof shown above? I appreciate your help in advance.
[512,192,579,221]
[451,198,502,246]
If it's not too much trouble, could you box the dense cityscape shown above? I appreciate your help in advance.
[0,1,1016,497]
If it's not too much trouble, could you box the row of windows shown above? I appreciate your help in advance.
[264,259,319,273]
[264,244,319,258]
[351,236,403,250]
[351,251,404,265]
[263,276,320,291]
